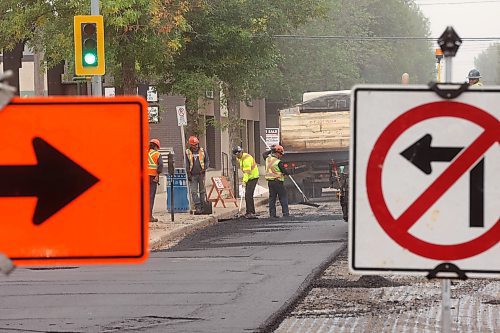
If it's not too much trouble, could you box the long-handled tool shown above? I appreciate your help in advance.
[259,136,320,208]
[236,186,245,218]
[331,160,343,200]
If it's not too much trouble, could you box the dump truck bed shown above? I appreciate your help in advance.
[280,111,350,152]
[279,91,351,153]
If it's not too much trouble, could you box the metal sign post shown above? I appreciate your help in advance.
[176,105,193,212]
[437,26,462,333]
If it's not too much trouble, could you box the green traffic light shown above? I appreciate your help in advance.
[83,52,97,66]
[81,22,98,67]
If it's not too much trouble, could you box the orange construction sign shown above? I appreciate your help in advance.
[0,96,149,266]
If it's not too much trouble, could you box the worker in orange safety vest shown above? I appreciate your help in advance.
[148,139,163,222]
[185,136,210,214]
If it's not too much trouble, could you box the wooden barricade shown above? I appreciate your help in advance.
[207,176,238,208]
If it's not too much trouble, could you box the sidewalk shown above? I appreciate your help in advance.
[149,175,269,250]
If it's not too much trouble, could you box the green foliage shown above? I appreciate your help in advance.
[0,0,191,92]
[206,114,245,132]
[475,43,500,85]
[167,0,326,143]
[264,0,435,104]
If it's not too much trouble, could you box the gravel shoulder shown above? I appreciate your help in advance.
[275,250,499,332]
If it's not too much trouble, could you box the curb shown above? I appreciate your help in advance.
[259,242,347,333]
[150,197,269,251]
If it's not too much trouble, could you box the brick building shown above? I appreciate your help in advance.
[148,92,267,172]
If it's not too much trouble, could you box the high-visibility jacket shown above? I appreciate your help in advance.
[472,81,483,86]
[148,149,161,176]
[265,155,284,182]
[186,147,206,171]
[238,153,259,183]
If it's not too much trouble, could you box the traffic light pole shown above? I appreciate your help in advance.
[91,0,102,96]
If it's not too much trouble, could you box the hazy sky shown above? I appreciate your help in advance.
[415,0,500,82]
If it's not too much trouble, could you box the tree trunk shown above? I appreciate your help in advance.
[122,51,136,95]
[227,86,241,148]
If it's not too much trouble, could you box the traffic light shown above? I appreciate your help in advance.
[74,15,105,76]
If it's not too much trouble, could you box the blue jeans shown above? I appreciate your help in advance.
[268,180,289,217]
[189,173,206,209]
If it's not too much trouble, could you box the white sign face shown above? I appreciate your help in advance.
[148,106,159,123]
[265,128,280,147]
[213,177,224,189]
[147,86,158,102]
[350,85,500,278]
[104,87,115,97]
[176,105,187,126]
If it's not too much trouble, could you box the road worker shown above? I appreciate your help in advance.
[263,145,290,218]
[185,136,210,214]
[467,69,483,86]
[148,139,163,222]
[232,146,259,219]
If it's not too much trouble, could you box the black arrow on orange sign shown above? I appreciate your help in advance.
[401,133,484,228]
[0,137,99,225]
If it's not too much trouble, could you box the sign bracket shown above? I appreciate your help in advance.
[426,262,468,281]
[428,82,469,99]
[0,253,15,276]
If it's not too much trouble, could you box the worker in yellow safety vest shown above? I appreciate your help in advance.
[148,139,163,222]
[263,145,290,218]
[232,146,260,219]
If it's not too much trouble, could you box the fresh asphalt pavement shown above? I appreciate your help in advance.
[0,201,347,333]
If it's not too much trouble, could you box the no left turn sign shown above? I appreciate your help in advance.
[350,86,500,278]
[176,105,188,126]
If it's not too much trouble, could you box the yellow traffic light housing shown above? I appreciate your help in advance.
[74,15,105,76]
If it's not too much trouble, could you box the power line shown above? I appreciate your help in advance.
[272,35,500,41]
[416,0,500,5]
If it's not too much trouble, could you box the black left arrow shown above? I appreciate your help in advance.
[400,134,463,175]
[0,137,99,225]
[401,133,485,228]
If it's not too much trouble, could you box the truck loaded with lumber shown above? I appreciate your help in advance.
[278,90,350,217]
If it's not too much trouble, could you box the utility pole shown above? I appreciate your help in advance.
[91,0,102,96]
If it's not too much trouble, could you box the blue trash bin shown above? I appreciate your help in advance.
[166,168,190,212]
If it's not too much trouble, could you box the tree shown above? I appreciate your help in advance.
[263,0,435,104]
[166,0,326,145]
[475,43,500,85]
[0,0,193,94]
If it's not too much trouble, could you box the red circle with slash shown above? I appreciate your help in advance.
[366,101,500,260]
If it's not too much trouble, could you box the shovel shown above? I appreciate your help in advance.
[259,136,320,208]
[235,187,245,218]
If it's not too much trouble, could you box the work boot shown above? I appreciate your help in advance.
[150,217,158,222]
[245,213,258,219]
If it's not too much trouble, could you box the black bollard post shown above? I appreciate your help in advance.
[168,152,175,222]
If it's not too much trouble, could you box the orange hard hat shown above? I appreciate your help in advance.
[188,136,199,145]
[273,144,284,154]
[150,139,160,148]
